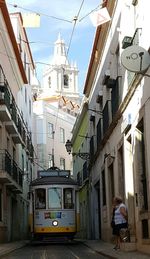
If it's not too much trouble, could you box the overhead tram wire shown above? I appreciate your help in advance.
[7,2,72,23]
[66,0,84,58]
[79,0,107,22]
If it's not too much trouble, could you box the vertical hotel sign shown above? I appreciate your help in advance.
[22,13,40,28]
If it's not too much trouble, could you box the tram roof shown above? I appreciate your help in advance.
[30,176,77,186]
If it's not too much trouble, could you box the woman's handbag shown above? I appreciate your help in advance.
[111,219,115,228]
[111,208,115,228]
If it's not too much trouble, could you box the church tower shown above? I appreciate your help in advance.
[42,34,80,103]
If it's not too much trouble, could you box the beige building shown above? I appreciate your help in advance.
[0,2,37,242]
[73,0,150,254]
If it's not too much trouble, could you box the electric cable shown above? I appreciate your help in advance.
[67,0,84,57]
[2,0,104,169]
[79,0,107,22]
[7,2,72,23]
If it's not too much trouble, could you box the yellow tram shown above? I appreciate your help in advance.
[29,169,78,242]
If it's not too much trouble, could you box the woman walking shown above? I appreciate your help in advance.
[111,196,128,250]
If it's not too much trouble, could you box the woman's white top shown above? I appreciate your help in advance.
[114,203,127,225]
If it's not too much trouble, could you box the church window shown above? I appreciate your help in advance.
[48,123,54,138]
[64,74,69,87]
[60,158,65,170]
[48,76,51,88]
[48,154,53,168]
[60,127,65,143]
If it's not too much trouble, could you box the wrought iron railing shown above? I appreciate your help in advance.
[17,115,22,136]
[90,135,95,159]
[12,160,18,182]
[0,84,11,112]
[83,161,88,181]
[4,150,11,175]
[0,66,34,156]
[0,149,23,188]
[10,99,17,125]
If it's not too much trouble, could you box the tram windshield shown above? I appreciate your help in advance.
[48,187,62,209]
[35,188,46,209]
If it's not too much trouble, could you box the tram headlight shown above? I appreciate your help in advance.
[52,220,58,226]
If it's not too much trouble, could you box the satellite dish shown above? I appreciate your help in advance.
[121,45,150,73]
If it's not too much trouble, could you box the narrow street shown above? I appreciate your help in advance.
[0,241,107,259]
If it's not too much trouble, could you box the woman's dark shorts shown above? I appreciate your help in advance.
[113,222,128,236]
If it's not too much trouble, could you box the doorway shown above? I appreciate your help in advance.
[94,181,101,239]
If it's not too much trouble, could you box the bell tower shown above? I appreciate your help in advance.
[42,33,80,103]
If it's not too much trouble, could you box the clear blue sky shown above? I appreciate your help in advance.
[6,0,102,93]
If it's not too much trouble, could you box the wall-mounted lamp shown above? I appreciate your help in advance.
[104,153,115,163]
[65,139,90,160]
[90,114,95,122]
[78,135,91,139]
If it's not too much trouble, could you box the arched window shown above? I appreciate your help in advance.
[48,76,51,88]
[63,74,69,87]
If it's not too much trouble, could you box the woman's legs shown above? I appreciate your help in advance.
[117,235,121,248]
[114,234,120,249]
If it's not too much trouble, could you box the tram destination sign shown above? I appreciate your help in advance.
[38,169,70,178]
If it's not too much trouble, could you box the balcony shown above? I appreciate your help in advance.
[83,161,88,182]
[11,115,24,144]
[0,66,34,153]
[0,84,11,122]
[26,135,34,159]
[5,100,18,135]
[0,149,23,193]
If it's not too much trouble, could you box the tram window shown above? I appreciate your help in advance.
[48,188,62,209]
[35,188,46,209]
[63,188,74,209]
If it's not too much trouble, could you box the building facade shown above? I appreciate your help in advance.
[0,2,37,242]
[72,0,150,254]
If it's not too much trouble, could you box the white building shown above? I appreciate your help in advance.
[42,33,80,103]
[33,35,81,174]
[0,1,38,242]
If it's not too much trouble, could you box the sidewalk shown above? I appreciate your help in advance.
[0,239,150,258]
[0,240,28,257]
[82,239,150,259]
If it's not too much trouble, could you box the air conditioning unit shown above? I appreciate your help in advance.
[102,70,110,85]
[90,113,95,122]
[106,78,116,88]
[122,36,132,49]
[96,90,103,103]
[132,0,138,6]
